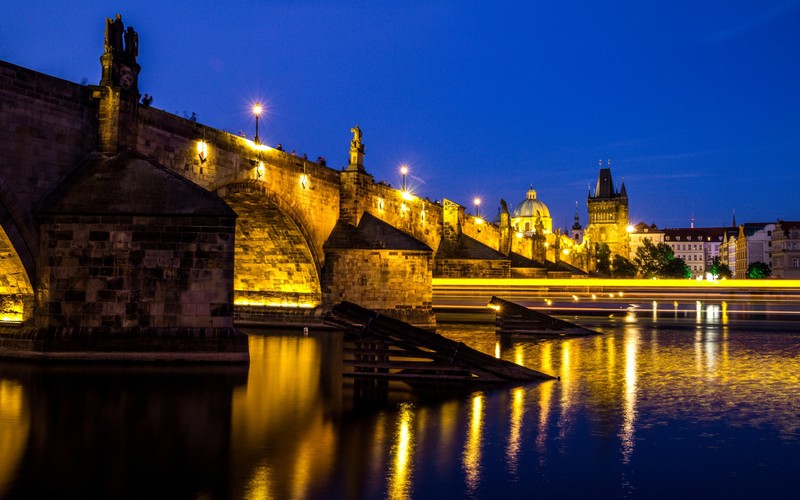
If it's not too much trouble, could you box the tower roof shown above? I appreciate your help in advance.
[594,168,614,199]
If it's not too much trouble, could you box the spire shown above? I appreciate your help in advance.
[572,201,582,230]
[526,184,537,200]
[619,181,627,198]
[691,213,695,229]
[732,209,736,227]
[595,166,614,199]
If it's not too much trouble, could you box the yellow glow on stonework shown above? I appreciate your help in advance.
[0,314,23,323]
[475,217,484,225]
[300,174,309,189]
[196,140,208,156]
[401,190,413,201]
[234,300,315,308]
[388,403,415,500]
[515,232,523,239]
[378,198,385,211]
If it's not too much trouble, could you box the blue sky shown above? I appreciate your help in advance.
[3,1,799,229]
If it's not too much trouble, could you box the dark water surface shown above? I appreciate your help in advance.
[1,315,798,499]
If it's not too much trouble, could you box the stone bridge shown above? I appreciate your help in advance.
[0,16,589,358]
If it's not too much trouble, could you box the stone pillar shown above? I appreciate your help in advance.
[339,169,373,227]
[498,199,511,256]
[442,199,463,243]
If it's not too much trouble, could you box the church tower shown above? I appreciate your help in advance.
[571,201,584,244]
[585,161,630,257]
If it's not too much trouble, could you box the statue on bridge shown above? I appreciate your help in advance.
[348,125,366,172]
[100,14,140,92]
[350,125,364,153]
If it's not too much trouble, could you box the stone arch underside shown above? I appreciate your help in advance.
[223,190,321,308]
[0,223,34,323]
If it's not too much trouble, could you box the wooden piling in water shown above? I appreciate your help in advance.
[325,301,555,383]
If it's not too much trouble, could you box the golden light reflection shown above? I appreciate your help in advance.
[244,462,274,500]
[0,380,29,498]
[536,375,554,456]
[388,403,415,500]
[462,393,484,494]
[620,331,638,464]
[506,387,525,476]
[232,335,335,500]
[494,340,501,359]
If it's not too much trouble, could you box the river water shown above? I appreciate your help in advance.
[1,314,798,499]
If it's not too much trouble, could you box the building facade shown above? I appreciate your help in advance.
[771,220,800,278]
[663,227,734,278]
[734,223,775,279]
[628,222,665,257]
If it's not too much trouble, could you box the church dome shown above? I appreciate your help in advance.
[512,186,551,219]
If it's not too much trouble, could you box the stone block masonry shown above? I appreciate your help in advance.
[36,215,235,329]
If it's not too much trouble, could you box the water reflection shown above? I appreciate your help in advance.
[462,393,484,495]
[1,318,798,498]
[0,380,28,498]
[387,403,414,500]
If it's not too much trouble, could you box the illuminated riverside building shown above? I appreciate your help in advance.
[662,227,735,278]
[627,222,664,257]
[734,222,775,279]
[585,162,630,258]
[771,220,800,278]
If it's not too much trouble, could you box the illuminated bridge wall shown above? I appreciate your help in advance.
[0,51,585,335]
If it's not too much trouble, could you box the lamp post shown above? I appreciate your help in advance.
[474,197,481,218]
[252,103,263,145]
[401,165,408,192]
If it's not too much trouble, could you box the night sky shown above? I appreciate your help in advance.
[3,1,799,229]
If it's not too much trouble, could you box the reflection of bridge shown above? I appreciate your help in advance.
[0,15,589,358]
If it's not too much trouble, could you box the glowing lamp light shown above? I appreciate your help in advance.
[300,174,309,189]
[475,217,484,225]
[400,164,409,191]
[401,190,413,201]
[197,140,208,163]
[515,232,523,239]
[378,198,385,211]
[256,160,264,179]
[626,224,635,233]
[252,102,263,145]
[562,249,570,256]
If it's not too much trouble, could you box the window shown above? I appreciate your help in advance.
[794,258,799,268]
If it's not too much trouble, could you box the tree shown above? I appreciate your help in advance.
[746,261,772,279]
[595,242,612,275]
[710,256,732,279]
[633,239,691,279]
[611,255,637,278]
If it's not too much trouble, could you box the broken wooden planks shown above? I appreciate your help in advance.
[488,296,600,337]
[326,301,555,384]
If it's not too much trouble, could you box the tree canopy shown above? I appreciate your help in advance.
[746,261,771,279]
[633,239,691,279]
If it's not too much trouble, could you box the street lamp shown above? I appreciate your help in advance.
[473,197,481,218]
[400,165,408,191]
[252,103,263,144]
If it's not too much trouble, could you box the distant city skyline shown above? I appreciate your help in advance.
[3,1,798,228]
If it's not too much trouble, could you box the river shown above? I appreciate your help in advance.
[1,313,798,499]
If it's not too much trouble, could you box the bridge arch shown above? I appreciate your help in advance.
[0,181,36,323]
[216,181,322,308]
